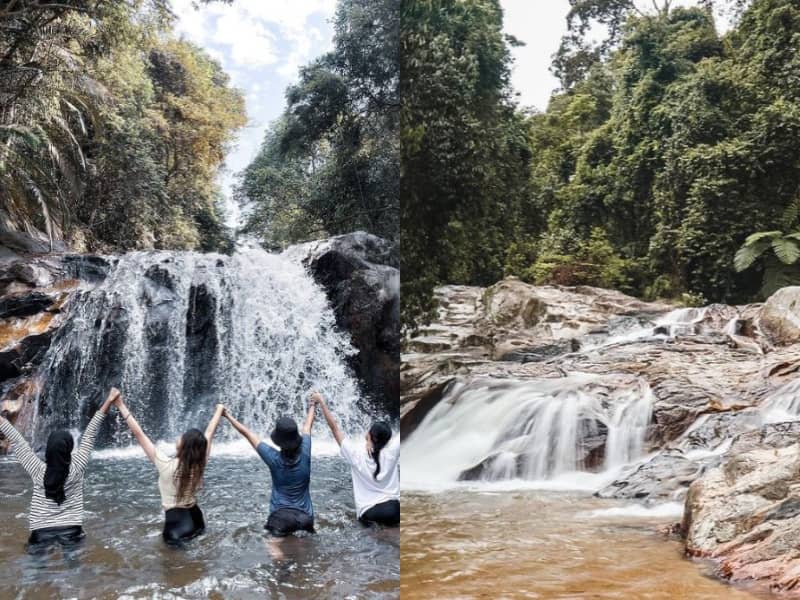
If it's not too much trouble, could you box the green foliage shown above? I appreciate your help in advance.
[237,0,399,248]
[535,0,800,303]
[400,0,532,328]
[530,228,633,289]
[403,0,800,330]
[0,1,246,252]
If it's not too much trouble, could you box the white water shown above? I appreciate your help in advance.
[760,379,800,424]
[402,374,654,490]
[582,306,709,351]
[33,248,366,445]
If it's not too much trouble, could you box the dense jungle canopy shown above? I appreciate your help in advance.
[401,0,800,329]
[0,0,245,252]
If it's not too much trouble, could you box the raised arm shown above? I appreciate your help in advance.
[223,411,261,449]
[204,404,225,459]
[313,392,344,446]
[0,411,45,480]
[72,388,118,474]
[301,394,316,436]
[115,395,157,463]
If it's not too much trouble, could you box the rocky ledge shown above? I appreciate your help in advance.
[0,232,399,450]
[402,278,800,592]
[288,232,399,417]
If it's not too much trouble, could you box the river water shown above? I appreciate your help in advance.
[0,440,399,599]
[401,488,768,600]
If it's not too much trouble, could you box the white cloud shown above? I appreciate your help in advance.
[213,10,278,66]
[501,0,734,112]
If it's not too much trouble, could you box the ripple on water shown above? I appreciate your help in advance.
[0,454,399,598]
[401,490,774,600]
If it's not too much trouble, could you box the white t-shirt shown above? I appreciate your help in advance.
[154,450,197,510]
[340,435,400,517]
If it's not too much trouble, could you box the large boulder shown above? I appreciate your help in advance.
[760,286,800,345]
[289,232,399,417]
[682,422,800,593]
[0,254,108,447]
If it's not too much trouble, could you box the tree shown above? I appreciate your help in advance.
[401,0,531,329]
[238,0,399,248]
[0,0,246,252]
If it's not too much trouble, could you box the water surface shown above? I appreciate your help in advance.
[0,442,399,599]
[401,488,770,600]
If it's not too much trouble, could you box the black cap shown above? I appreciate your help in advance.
[271,416,302,452]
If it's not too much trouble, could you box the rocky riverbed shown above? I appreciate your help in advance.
[402,278,800,594]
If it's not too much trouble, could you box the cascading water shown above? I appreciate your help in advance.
[31,248,365,446]
[402,374,653,488]
[759,378,800,424]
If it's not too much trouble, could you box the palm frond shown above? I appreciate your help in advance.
[743,230,783,246]
[734,238,771,271]
[772,238,800,265]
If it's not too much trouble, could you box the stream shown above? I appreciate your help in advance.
[401,488,766,599]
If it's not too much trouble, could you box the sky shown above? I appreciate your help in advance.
[170,1,727,225]
[500,0,730,112]
[171,0,338,226]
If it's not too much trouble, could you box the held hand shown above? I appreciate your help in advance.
[310,391,323,406]
[215,403,225,415]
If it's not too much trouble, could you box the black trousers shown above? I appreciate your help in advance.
[27,526,85,554]
[360,500,400,527]
[163,504,205,545]
[265,508,315,536]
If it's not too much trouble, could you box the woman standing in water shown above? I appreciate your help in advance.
[313,392,399,526]
[0,388,119,552]
[224,398,316,538]
[114,394,224,545]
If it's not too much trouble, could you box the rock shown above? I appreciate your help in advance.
[290,232,399,417]
[682,422,800,593]
[597,451,709,501]
[0,292,54,319]
[759,286,800,345]
[63,254,111,283]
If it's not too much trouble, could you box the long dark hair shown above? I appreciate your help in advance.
[369,422,392,480]
[44,430,74,505]
[174,429,208,504]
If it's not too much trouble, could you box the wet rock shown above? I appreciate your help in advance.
[183,283,219,406]
[759,286,800,345]
[682,422,800,593]
[0,292,54,319]
[497,338,580,363]
[62,255,111,283]
[291,232,399,417]
[597,451,709,501]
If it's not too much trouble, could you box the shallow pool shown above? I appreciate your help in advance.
[0,441,399,599]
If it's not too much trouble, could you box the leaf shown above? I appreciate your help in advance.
[772,238,800,265]
[734,239,770,271]
[743,230,783,246]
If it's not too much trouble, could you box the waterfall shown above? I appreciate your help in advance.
[759,379,800,424]
[31,248,365,446]
[402,374,653,488]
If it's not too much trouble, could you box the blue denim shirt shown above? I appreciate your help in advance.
[256,435,313,516]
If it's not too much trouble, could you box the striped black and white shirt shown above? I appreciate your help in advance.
[0,412,105,531]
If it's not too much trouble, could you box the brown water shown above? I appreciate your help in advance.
[401,489,773,600]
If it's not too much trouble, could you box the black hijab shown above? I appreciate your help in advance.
[44,430,74,505]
